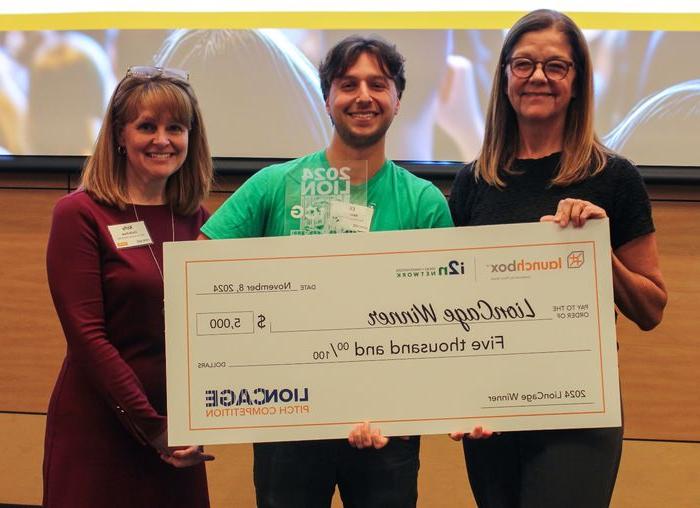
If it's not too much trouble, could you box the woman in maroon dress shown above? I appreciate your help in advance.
[44,66,214,507]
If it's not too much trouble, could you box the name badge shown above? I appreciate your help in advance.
[107,221,153,249]
[329,201,374,233]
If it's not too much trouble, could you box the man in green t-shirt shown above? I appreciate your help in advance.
[201,35,452,508]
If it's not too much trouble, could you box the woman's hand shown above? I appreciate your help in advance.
[159,445,215,468]
[540,198,607,227]
[153,430,215,468]
[541,199,666,329]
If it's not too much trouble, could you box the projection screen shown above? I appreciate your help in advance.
[1,2,698,166]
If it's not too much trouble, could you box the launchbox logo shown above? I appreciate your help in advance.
[487,251,585,275]
[395,259,466,279]
[567,250,585,268]
[488,257,562,273]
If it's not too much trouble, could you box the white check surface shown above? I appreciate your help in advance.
[165,220,620,445]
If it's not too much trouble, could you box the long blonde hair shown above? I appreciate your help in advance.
[81,72,212,215]
[476,9,610,187]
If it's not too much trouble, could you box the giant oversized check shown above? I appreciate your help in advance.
[164,220,620,445]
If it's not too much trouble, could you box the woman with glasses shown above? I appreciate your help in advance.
[449,10,667,507]
[43,66,214,507]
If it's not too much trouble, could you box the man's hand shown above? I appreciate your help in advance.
[348,421,390,449]
[449,425,494,441]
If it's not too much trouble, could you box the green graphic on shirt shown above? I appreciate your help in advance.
[285,160,368,235]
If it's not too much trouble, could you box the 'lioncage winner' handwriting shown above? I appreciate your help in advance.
[367,298,536,332]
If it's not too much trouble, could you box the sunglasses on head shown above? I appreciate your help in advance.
[126,66,190,81]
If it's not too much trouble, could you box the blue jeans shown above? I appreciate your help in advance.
[253,437,420,508]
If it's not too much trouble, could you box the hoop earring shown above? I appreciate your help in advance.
[117,145,126,156]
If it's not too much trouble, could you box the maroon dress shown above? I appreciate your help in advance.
[43,190,210,507]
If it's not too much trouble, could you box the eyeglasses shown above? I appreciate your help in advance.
[507,57,574,81]
[126,66,190,81]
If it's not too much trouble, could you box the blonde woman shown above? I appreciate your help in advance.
[44,66,214,507]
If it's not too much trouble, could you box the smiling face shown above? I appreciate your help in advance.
[325,51,400,150]
[118,108,189,188]
[506,28,576,128]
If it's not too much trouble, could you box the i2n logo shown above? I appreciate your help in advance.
[439,260,465,276]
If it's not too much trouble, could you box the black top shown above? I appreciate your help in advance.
[448,153,654,250]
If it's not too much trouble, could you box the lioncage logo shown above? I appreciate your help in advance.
[396,259,466,279]
[203,386,312,418]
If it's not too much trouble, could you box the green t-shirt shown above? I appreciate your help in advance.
[202,150,453,239]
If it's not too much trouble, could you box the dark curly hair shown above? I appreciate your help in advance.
[319,35,406,101]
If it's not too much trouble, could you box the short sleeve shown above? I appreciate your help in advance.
[416,183,454,229]
[201,169,270,239]
[608,158,655,249]
[448,163,475,227]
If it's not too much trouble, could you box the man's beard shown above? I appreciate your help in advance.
[333,116,392,149]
